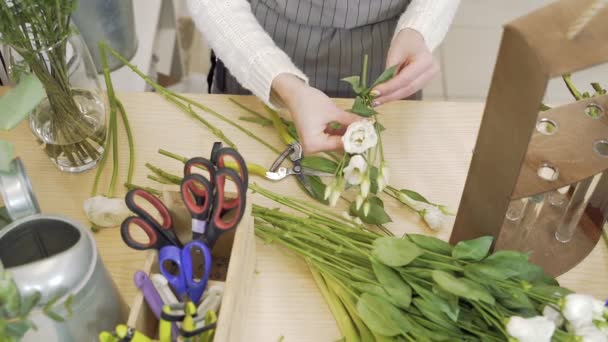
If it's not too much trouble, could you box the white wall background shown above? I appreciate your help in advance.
[424,0,608,104]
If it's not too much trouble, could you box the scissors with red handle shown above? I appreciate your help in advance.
[120,188,183,250]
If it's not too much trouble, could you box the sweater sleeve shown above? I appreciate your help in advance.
[394,0,461,51]
[186,0,308,108]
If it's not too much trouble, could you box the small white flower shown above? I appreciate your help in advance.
[355,194,364,210]
[563,294,596,329]
[360,177,371,198]
[507,316,556,342]
[83,196,131,228]
[543,305,564,328]
[422,206,445,231]
[342,120,378,154]
[343,155,367,185]
[363,201,371,217]
[575,325,608,342]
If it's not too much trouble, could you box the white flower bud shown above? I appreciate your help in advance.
[83,196,131,228]
[343,155,367,185]
[380,162,390,185]
[360,177,371,198]
[353,217,363,225]
[363,201,371,217]
[507,316,555,342]
[355,194,364,210]
[422,206,444,231]
[563,294,596,329]
[324,181,333,200]
[542,305,564,328]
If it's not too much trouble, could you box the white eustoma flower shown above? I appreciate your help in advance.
[422,206,445,231]
[343,155,367,185]
[507,316,556,342]
[83,196,131,228]
[543,305,564,328]
[563,294,596,329]
[592,299,607,321]
[576,325,608,342]
[342,120,378,154]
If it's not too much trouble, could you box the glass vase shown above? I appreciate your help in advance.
[8,33,107,173]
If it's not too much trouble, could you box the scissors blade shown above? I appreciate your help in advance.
[265,167,292,180]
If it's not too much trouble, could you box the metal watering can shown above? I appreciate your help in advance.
[0,158,127,341]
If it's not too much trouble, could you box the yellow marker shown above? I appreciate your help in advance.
[114,324,152,342]
[182,301,197,342]
[200,310,217,342]
[158,305,173,342]
[98,331,119,342]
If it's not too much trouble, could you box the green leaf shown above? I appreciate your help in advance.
[529,285,571,300]
[496,287,535,311]
[351,282,393,305]
[412,298,460,333]
[399,189,432,205]
[372,237,422,267]
[349,196,392,224]
[44,309,65,322]
[371,65,399,88]
[301,156,338,174]
[303,176,328,204]
[238,116,272,126]
[5,321,31,339]
[64,295,74,316]
[349,97,377,117]
[432,270,495,305]
[0,73,45,130]
[375,121,386,133]
[432,286,460,322]
[371,257,412,309]
[369,167,379,194]
[19,292,41,317]
[407,234,453,256]
[452,236,493,261]
[341,76,365,94]
[356,293,410,337]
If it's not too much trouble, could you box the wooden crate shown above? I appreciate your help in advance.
[126,190,255,341]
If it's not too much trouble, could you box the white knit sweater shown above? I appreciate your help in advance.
[187,0,460,107]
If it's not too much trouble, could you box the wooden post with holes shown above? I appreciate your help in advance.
[451,0,608,276]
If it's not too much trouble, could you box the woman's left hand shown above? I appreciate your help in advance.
[371,28,439,106]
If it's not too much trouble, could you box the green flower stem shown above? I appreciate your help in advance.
[99,43,120,198]
[173,93,281,154]
[147,174,171,185]
[228,97,269,121]
[116,98,135,184]
[264,105,296,146]
[124,183,161,196]
[309,267,360,342]
[145,163,182,185]
[362,54,369,88]
[104,45,237,149]
[563,74,583,100]
[157,148,268,178]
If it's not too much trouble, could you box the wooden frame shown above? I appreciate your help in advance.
[451,0,608,276]
[126,191,255,341]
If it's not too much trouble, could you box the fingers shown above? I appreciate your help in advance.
[372,62,438,104]
[372,55,434,101]
[300,133,344,154]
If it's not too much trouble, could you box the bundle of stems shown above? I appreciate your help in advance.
[251,184,578,342]
[0,0,105,166]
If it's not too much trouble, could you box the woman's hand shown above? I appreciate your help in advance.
[371,28,439,106]
[272,74,360,154]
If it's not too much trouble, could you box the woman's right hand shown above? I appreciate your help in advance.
[272,74,360,154]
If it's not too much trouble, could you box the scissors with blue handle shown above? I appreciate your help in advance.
[158,240,211,304]
[181,167,247,248]
[121,188,183,250]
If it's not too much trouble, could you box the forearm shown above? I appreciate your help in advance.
[186,0,308,108]
[394,0,461,51]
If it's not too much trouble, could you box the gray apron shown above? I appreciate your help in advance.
[211,0,415,99]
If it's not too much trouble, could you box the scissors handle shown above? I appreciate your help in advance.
[204,168,247,248]
[213,147,249,188]
[184,157,216,178]
[121,217,170,250]
[181,240,212,304]
[124,189,182,248]
[181,174,214,220]
[159,246,188,298]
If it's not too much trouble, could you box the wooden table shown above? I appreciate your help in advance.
[2,92,607,341]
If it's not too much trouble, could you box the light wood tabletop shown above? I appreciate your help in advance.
[1,91,607,341]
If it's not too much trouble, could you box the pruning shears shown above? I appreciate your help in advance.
[265,143,333,196]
